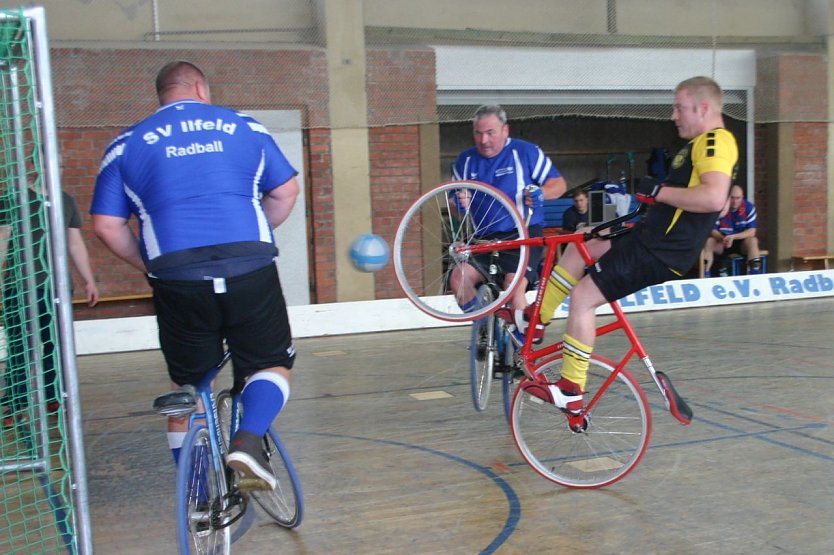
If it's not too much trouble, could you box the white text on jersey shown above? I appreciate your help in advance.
[143,118,238,145]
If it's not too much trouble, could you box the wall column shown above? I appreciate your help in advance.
[768,123,795,271]
[316,0,374,301]
[758,52,828,270]
[827,0,834,253]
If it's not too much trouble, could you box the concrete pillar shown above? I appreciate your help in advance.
[827,0,834,253]
[316,0,375,301]
[768,124,795,271]
[419,123,442,288]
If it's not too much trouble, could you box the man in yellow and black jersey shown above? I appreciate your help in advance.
[525,76,738,415]
[637,126,738,272]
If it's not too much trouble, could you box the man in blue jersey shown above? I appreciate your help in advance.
[450,105,567,339]
[702,184,762,275]
[91,61,299,490]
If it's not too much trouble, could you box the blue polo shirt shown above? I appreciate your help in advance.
[91,100,297,275]
[716,199,757,235]
[452,138,560,233]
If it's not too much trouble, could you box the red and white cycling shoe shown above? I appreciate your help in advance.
[496,305,546,344]
[522,377,583,414]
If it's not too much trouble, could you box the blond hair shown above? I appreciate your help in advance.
[675,76,723,112]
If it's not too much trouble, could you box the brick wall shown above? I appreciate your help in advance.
[777,54,828,256]
[791,122,828,256]
[307,127,335,303]
[366,48,437,126]
[366,48,436,298]
[368,125,422,298]
[755,52,828,264]
[59,127,149,297]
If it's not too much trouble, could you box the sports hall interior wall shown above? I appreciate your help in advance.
[48,46,830,321]
[53,46,435,320]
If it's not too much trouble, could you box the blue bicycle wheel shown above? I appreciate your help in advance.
[469,310,496,411]
[250,427,304,528]
[496,322,513,422]
[176,425,231,555]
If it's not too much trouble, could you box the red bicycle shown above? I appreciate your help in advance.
[394,180,692,488]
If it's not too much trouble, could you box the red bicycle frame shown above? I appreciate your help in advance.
[458,207,692,426]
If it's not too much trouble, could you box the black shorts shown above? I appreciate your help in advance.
[723,239,745,257]
[588,232,679,303]
[149,263,296,386]
[474,225,543,285]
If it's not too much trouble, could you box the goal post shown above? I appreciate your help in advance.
[0,7,92,555]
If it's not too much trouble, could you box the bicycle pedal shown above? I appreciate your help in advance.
[237,477,273,491]
[656,371,693,426]
[567,413,590,433]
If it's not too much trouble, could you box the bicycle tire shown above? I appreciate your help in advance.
[216,390,234,450]
[499,324,513,423]
[393,181,529,322]
[251,427,304,528]
[217,390,303,527]
[176,425,231,555]
[469,286,497,411]
[510,354,652,488]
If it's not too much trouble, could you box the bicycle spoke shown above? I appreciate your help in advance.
[511,355,651,488]
[251,428,303,528]
[469,288,496,411]
[177,426,231,554]
[394,181,528,322]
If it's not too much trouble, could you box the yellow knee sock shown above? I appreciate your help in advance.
[539,265,578,325]
[562,333,592,391]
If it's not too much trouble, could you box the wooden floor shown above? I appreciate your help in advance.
[80,298,834,554]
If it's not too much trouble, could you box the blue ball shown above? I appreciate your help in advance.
[349,233,390,272]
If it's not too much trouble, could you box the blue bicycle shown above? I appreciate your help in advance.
[469,255,522,421]
[155,352,303,554]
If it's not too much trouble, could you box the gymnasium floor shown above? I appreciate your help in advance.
[81,297,834,554]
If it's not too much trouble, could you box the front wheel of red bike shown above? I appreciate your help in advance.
[510,354,651,488]
[393,181,529,322]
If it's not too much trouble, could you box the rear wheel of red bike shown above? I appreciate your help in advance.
[393,181,528,322]
[510,354,651,488]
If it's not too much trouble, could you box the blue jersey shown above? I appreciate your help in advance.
[452,138,560,232]
[716,199,757,235]
[91,100,297,269]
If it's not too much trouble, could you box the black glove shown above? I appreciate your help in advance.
[636,176,663,205]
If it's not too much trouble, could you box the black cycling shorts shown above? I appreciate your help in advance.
[588,232,679,303]
[149,263,296,386]
[474,225,543,285]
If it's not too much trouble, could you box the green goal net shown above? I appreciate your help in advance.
[0,8,90,555]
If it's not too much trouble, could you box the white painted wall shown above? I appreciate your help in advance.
[435,46,757,93]
[248,110,311,306]
[71,270,834,355]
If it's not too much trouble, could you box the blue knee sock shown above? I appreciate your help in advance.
[239,372,289,437]
[460,296,479,313]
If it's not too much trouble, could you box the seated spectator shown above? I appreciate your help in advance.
[703,184,762,275]
[561,189,589,232]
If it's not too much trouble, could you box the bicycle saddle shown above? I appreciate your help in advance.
[153,385,198,417]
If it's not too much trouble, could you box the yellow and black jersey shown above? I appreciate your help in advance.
[637,128,738,273]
